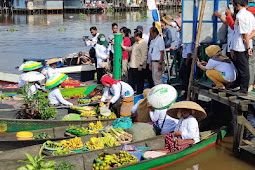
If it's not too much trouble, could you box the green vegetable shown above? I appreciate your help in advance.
[18,153,56,170]
[54,160,76,170]
[33,132,51,140]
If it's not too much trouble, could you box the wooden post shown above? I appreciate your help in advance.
[186,0,206,101]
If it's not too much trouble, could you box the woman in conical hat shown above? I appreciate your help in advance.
[19,61,43,88]
[146,84,178,135]
[45,73,73,106]
[197,45,237,90]
[21,71,45,98]
[165,101,207,153]
[45,58,61,80]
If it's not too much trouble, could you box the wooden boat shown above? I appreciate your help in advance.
[0,128,226,170]
[0,120,111,151]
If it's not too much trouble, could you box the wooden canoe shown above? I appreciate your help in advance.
[0,119,112,151]
[0,128,226,170]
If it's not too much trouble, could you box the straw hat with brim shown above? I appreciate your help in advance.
[22,61,43,71]
[46,58,61,65]
[167,101,207,121]
[147,84,178,110]
[21,71,45,82]
[45,73,68,89]
[205,45,229,60]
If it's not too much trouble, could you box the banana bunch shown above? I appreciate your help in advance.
[88,122,95,129]
[85,137,104,150]
[61,137,84,150]
[103,136,119,147]
[88,128,98,134]
[80,110,97,117]
[96,121,104,130]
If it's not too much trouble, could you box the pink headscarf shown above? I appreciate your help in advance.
[101,76,120,86]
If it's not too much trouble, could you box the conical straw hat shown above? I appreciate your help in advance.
[46,58,61,65]
[167,101,207,121]
[147,84,178,110]
[45,73,68,89]
[21,71,45,82]
[22,61,43,71]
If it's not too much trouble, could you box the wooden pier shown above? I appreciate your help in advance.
[191,82,255,162]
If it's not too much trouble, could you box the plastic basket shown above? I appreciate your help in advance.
[43,142,63,151]
[94,156,105,163]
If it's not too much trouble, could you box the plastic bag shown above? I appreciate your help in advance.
[100,105,111,116]
[113,117,132,129]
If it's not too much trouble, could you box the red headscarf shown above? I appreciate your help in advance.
[101,76,120,86]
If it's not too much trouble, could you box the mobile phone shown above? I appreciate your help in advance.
[163,13,166,17]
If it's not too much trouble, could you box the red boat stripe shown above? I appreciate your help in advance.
[151,140,221,170]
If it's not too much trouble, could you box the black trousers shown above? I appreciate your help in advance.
[97,68,104,84]
[89,47,96,68]
[144,64,154,88]
[234,51,249,93]
[128,68,144,95]
[180,59,192,94]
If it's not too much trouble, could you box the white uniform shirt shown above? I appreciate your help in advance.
[46,67,59,80]
[85,33,99,47]
[174,115,200,144]
[150,109,178,134]
[205,59,237,82]
[27,83,40,98]
[48,87,73,106]
[232,8,255,51]
[182,44,193,59]
[171,22,181,48]
[19,72,26,88]
[147,39,155,64]
[142,33,149,44]
[101,81,134,104]
[227,27,234,52]
[95,44,110,68]
[151,35,165,61]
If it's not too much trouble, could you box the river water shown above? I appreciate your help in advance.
[0,10,255,169]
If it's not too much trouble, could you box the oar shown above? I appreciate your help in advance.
[186,0,207,101]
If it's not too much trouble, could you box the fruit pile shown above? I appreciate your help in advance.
[44,141,62,149]
[77,98,91,104]
[103,127,132,144]
[98,112,117,119]
[91,96,102,102]
[62,78,80,85]
[61,137,84,150]
[85,136,119,151]
[93,151,138,169]
[81,110,97,117]
[53,148,73,156]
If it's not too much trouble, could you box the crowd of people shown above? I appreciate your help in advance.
[83,0,255,98]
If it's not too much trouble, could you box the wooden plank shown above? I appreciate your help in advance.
[237,116,255,137]
[239,145,255,155]
[242,140,255,146]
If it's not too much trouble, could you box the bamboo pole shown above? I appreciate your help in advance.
[186,0,206,101]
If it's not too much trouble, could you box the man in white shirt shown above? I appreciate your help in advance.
[232,0,255,95]
[180,44,193,99]
[149,27,165,85]
[82,26,99,68]
[134,25,149,44]
[145,39,155,88]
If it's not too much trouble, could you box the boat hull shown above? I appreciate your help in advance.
[0,129,226,170]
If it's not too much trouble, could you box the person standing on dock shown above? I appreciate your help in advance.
[95,34,110,84]
[83,26,99,68]
[120,27,131,83]
[134,26,149,44]
[179,44,194,99]
[149,27,165,85]
[161,20,172,48]
[108,23,118,70]
[121,30,148,95]
[231,0,255,96]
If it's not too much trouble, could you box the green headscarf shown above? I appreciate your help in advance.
[97,34,109,48]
